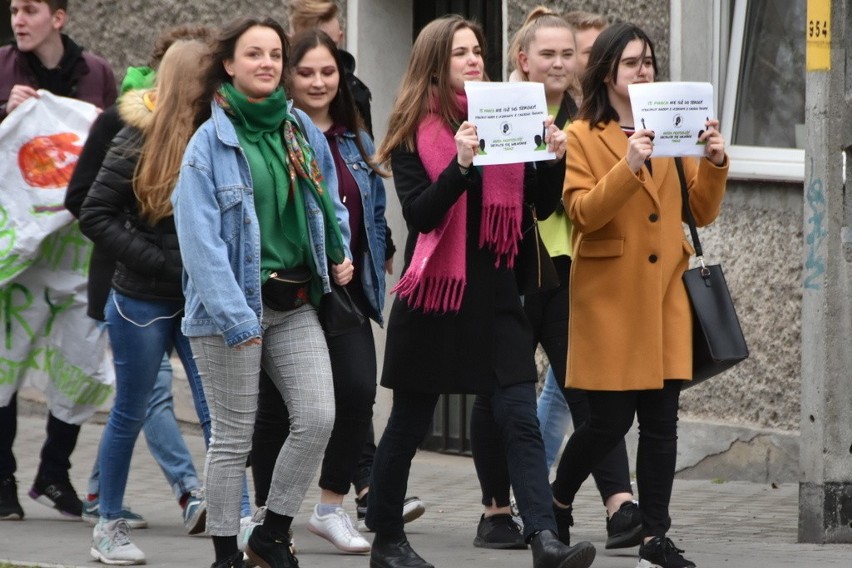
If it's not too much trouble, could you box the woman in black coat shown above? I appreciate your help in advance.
[365,15,595,568]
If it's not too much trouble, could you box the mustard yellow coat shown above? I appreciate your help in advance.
[563,120,729,391]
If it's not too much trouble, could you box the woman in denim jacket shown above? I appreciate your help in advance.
[171,17,352,568]
[246,29,390,555]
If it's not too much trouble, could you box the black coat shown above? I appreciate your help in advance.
[78,126,184,301]
[64,104,123,320]
[381,146,564,395]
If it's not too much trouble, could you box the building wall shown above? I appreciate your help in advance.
[507,0,670,80]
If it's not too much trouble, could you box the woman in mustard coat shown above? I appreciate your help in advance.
[550,23,728,568]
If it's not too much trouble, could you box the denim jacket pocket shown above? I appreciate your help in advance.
[215,187,244,243]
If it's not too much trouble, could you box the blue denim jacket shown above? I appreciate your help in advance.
[172,99,352,347]
[334,130,388,324]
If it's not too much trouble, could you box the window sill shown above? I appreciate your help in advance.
[727,145,804,182]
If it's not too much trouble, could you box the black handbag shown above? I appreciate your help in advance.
[676,158,749,386]
[515,203,560,296]
[320,283,366,336]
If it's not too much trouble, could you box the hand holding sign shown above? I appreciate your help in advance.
[628,82,717,158]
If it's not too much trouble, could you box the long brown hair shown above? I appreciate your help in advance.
[375,15,486,166]
[134,40,209,223]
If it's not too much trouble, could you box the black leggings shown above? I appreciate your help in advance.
[251,317,377,504]
[552,380,683,537]
[523,255,633,503]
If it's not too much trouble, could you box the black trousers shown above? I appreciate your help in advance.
[523,255,633,503]
[0,392,81,481]
[251,317,377,504]
[368,382,557,541]
[552,380,683,537]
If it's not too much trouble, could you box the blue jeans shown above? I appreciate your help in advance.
[98,291,204,520]
[537,366,572,470]
[88,353,199,501]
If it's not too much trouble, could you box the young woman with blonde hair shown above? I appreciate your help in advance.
[367,14,595,568]
[79,38,210,565]
[511,7,642,551]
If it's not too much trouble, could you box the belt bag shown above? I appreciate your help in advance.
[262,267,311,312]
[676,158,749,387]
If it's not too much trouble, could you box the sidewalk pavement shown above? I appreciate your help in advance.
[2,409,851,568]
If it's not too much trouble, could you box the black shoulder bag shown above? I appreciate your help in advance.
[676,158,748,386]
[291,110,366,336]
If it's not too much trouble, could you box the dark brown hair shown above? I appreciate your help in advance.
[199,16,289,111]
[289,30,385,176]
[578,22,658,127]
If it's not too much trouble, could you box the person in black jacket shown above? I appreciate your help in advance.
[366,15,594,568]
[78,39,210,566]
[65,25,225,535]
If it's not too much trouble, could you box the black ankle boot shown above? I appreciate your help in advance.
[370,533,434,568]
[531,530,596,568]
[246,525,298,568]
[553,503,574,545]
[211,551,246,568]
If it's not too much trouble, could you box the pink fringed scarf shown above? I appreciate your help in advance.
[391,93,524,313]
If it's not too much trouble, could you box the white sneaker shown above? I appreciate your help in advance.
[90,518,146,565]
[307,504,371,554]
[402,496,426,523]
[238,506,266,553]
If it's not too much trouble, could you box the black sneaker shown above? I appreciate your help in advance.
[0,476,24,520]
[29,474,83,518]
[637,536,696,568]
[246,524,298,568]
[473,513,527,549]
[606,500,644,549]
[553,502,574,545]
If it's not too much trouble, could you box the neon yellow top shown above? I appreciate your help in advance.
[538,104,572,258]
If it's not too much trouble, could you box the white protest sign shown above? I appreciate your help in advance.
[628,82,714,158]
[0,92,114,424]
[465,81,556,166]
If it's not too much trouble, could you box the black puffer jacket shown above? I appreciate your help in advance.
[78,89,184,301]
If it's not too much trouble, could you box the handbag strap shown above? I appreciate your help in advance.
[675,157,705,261]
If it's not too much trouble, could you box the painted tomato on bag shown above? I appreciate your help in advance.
[18,133,83,189]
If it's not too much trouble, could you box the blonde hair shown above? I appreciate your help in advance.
[287,0,340,36]
[563,11,608,32]
[376,15,486,166]
[508,6,578,92]
[134,40,209,223]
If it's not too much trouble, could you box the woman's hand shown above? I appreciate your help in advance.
[384,258,394,275]
[332,258,354,286]
[700,118,726,166]
[626,128,655,173]
[455,121,479,169]
[544,116,567,161]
